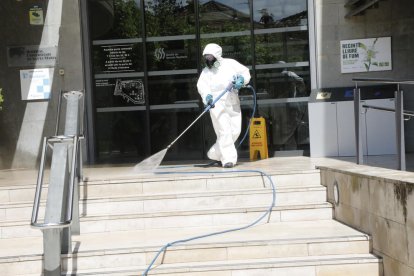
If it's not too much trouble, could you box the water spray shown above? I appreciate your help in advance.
[133,82,234,173]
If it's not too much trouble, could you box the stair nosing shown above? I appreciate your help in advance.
[61,253,381,276]
[0,232,371,262]
[0,203,332,227]
[82,169,320,185]
[0,185,326,208]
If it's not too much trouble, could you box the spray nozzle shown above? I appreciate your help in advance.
[232,75,245,90]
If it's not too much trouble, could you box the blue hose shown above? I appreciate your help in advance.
[237,85,257,148]
[142,168,276,276]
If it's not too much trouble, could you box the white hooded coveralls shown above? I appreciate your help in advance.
[197,43,251,166]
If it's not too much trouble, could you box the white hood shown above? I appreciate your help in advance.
[202,43,223,60]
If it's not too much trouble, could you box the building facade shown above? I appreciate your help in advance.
[0,0,413,169]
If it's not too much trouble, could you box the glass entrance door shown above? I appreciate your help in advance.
[86,0,312,164]
[89,0,149,163]
[252,0,311,153]
[198,0,253,155]
[144,0,204,161]
[88,0,204,163]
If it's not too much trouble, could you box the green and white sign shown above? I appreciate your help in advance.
[340,37,392,73]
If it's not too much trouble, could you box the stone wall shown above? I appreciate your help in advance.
[320,165,414,275]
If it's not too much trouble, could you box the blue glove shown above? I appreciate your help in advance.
[233,75,244,90]
[205,94,214,107]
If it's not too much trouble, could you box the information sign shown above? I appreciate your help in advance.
[20,68,53,100]
[340,37,392,73]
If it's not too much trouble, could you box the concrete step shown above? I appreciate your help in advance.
[5,255,383,276]
[0,161,381,276]
[0,185,326,223]
[0,203,332,238]
[62,254,382,276]
[0,220,378,275]
[83,170,321,198]
[0,170,327,240]
[0,170,321,204]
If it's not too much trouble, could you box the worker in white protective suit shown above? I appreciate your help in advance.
[197,43,251,168]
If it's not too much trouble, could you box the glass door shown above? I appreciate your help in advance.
[89,0,149,163]
[252,0,311,153]
[198,0,253,155]
[144,0,203,161]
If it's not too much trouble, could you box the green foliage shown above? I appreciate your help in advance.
[113,0,141,38]
[362,38,378,71]
[359,42,367,51]
[145,0,195,36]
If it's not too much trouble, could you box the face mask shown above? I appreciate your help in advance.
[204,54,217,69]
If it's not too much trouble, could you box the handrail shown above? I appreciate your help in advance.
[353,77,414,171]
[31,89,85,275]
[31,135,84,229]
[31,90,85,230]
[352,77,414,85]
[362,104,414,119]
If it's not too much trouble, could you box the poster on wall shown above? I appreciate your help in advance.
[340,37,392,73]
[20,68,53,100]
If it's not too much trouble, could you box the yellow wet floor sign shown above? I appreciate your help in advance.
[249,117,269,160]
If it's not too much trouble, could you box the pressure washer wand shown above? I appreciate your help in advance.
[166,82,233,149]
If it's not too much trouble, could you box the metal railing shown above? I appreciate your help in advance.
[353,78,414,170]
[31,135,83,229]
[30,90,84,275]
[362,104,414,119]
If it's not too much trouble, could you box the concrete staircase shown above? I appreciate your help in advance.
[0,161,382,275]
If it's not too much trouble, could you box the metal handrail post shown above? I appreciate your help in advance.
[395,86,406,170]
[78,139,83,181]
[31,136,48,224]
[54,90,63,136]
[63,91,83,234]
[354,85,363,164]
[70,136,80,235]
[67,136,78,223]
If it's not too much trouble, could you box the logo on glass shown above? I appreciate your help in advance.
[154,48,166,61]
